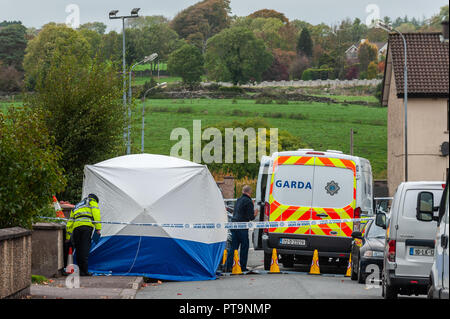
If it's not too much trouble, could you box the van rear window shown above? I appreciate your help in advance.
[272,165,314,207]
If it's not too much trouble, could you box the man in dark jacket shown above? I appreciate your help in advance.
[225,185,258,272]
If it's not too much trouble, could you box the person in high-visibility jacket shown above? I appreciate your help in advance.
[66,193,101,276]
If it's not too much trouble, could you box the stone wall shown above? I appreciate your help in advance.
[31,223,65,278]
[216,176,235,199]
[203,79,381,88]
[0,227,32,299]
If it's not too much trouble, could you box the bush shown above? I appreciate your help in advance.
[255,97,273,104]
[0,107,66,229]
[176,106,194,113]
[288,113,308,120]
[301,68,333,81]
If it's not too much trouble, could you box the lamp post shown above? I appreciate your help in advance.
[376,20,408,181]
[128,53,158,155]
[141,82,167,153]
[109,8,140,155]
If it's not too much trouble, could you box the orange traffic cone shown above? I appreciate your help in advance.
[66,247,74,274]
[52,196,65,218]
[221,249,228,268]
[269,248,281,274]
[345,254,352,277]
[231,250,243,275]
[309,249,320,275]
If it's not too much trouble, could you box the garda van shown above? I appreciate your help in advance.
[262,149,373,270]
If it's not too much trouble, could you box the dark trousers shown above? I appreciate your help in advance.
[73,226,93,275]
[226,229,250,271]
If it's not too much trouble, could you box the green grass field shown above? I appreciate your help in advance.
[1,97,387,179]
[130,98,387,178]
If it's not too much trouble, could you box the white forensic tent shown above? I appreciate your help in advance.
[82,154,227,281]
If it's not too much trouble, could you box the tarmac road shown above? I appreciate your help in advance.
[136,249,383,299]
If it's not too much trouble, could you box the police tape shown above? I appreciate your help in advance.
[37,216,374,230]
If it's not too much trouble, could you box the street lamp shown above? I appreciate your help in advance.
[109,8,141,154]
[376,20,408,181]
[128,53,158,155]
[141,82,167,153]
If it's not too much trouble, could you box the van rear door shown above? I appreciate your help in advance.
[396,188,443,278]
[269,156,314,234]
[311,157,356,237]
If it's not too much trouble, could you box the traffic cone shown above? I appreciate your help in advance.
[345,254,352,277]
[52,196,65,218]
[65,247,74,274]
[231,250,243,275]
[221,249,227,268]
[269,248,281,274]
[309,249,320,275]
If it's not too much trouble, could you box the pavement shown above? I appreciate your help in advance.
[29,275,144,299]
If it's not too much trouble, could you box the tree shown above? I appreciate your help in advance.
[205,27,273,85]
[0,23,27,70]
[171,0,231,52]
[79,22,107,35]
[262,53,289,81]
[0,106,66,229]
[0,62,23,92]
[136,23,183,62]
[248,9,289,24]
[367,61,378,79]
[23,23,91,90]
[168,44,204,87]
[26,52,124,202]
[358,40,378,74]
[297,28,313,57]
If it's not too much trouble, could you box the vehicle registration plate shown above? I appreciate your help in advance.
[280,238,306,246]
[409,247,434,256]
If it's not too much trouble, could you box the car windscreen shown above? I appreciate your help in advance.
[366,221,386,239]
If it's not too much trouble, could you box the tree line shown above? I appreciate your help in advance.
[0,1,448,91]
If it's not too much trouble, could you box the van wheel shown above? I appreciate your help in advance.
[350,257,357,280]
[264,252,271,271]
[384,282,398,299]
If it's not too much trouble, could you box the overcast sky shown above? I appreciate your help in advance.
[1,0,447,31]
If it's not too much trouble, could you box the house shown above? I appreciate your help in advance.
[382,22,449,195]
[345,39,387,62]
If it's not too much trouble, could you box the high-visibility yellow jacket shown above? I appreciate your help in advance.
[66,197,101,240]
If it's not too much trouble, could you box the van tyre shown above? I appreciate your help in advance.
[382,277,398,299]
[350,258,358,281]
[264,252,271,271]
[357,260,365,284]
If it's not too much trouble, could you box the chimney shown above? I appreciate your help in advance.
[442,21,449,42]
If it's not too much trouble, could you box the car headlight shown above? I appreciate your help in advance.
[364,250,383,257]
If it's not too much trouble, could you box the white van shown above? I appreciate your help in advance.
[261,149,373,270]
[254,155,273,250]
[428,178,449,299]
[376,181,445,299]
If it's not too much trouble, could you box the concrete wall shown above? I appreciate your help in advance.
[387,67,449,195]
[0,227,32,299]
[31,223,65,278]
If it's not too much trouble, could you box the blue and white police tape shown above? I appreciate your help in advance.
[38,216,374,230]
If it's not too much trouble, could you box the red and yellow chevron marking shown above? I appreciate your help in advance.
[268,155,356,237]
